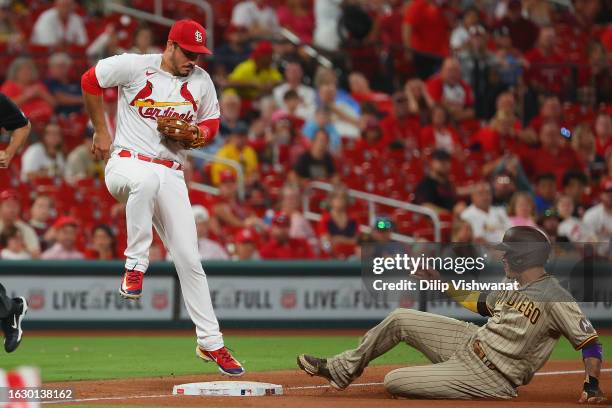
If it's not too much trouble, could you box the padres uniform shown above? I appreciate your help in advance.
[327,274,598,399]
[91,52,223,350]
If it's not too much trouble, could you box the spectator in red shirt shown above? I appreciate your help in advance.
[524,27,569,96]
[276,0,314,44]
[379,91,421,152]
[259,211,314,259]
[528,95,567,134]
[348,72,392,115]
[594,112,612,156]
[402,0,451,79]
[355,119,389,158]
[85,224,117,260]
[404,78,435,125]
[496,0,539,53]
[472,110,522,157]
[1,58,56,126]
[521,121,582,186]
[426,58,475,122]
[419,105,462,157]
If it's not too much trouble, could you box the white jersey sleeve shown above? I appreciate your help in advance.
[196,73,220,123]
[95,53,137,88]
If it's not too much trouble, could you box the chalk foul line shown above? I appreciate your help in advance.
[41,368,612,404]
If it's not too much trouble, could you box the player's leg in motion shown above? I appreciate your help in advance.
[152,167,244,376]
[0,284,13,319]
[383,347,517,399]
[301,309,476,389]
[0,283,28,353]
[105,157,159,298]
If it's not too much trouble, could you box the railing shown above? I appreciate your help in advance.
[279,27,333,69]
[105,0,214,52]
[187,150,246,200]
[302,181,442,243]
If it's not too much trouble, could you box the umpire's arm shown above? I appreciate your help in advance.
[0,92,30,168]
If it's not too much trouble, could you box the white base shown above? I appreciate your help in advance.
[173,381,283,397]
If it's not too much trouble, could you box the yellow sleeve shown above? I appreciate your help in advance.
[268,68,282,83]
[210,146,231,185]
[446,287,481,314]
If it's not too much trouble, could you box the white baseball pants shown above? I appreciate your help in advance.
[104,152,224,351]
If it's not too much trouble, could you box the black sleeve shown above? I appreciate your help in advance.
[0,93,28,131]
[325,154,336,176]
[476,291,493,317]
[414,179,434,205]
[294,153,310,178]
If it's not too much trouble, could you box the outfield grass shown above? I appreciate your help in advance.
[2,335,608,382]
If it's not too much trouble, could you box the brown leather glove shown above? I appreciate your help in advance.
[156,117,210,149]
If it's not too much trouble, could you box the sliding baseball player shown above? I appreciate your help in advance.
[298,226,606,403]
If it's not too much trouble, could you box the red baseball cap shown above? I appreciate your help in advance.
[235,228,257,244]
[52,216,79,230]
[251,41,274,58]
[168,19,212,55]
[0,189,19,202]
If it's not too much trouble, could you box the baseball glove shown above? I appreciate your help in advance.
[579,377,607,404]
[157,117,210,149]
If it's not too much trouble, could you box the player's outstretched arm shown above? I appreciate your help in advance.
[0,120,30,168]
[579,342,606,404]
[414,269,490,316]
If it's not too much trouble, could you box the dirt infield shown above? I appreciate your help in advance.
[44,361,610,407]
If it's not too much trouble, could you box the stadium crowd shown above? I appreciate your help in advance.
[0,0,610,261]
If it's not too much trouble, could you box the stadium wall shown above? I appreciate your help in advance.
[0,260,610,328]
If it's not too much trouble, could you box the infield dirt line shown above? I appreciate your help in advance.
[41,368,612,405]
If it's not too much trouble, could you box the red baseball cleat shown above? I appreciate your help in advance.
[196,346,245,376]
[119,270,144,299]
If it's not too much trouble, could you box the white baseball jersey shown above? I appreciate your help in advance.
[95,53,220,163]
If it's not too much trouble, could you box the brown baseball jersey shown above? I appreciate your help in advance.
[478,274,598,387]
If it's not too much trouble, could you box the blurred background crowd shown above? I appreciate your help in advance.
[0,0,610,261]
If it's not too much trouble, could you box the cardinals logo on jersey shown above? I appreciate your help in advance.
[130,80,154,106]
[180,83,198,112]
[130,80,198,122]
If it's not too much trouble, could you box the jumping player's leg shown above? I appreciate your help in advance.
[0,283,13,319]
[151,168,223,351]
[383,349,517,399]
[327,309,477,389]
[104,156,160,272]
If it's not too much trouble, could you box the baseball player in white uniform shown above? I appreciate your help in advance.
[81,19,244,376]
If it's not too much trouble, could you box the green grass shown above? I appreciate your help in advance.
[2,335,609,382]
